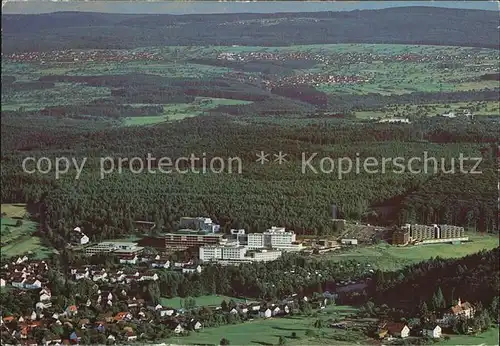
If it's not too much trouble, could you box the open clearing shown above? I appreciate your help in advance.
[0,204,51,259]
[323,234,499,271]
[440,327,499,345]
[160,295,248,309]
[123,97,253,126]
[166,305,366,345]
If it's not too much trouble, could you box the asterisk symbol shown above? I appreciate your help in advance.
[256,151,270,165]
[274,151,288,164]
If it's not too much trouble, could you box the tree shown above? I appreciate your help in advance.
[313,319,324,329]
[278,336,287,345]
[184,297,196,310]
[220,338,230,345]
[291,332,297,339]
[419,301,429,321]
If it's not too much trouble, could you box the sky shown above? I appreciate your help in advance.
[2,1,499,15]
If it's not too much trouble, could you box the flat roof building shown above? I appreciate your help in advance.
[84,242,143,256]
[139,233,223,250]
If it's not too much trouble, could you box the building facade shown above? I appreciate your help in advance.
[247,227,296,250]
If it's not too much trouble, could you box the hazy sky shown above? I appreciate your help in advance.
[3,1,499,15]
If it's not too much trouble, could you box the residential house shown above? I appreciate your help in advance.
[189,319,202,331]
[94,322,106,333]
[440,298,474,325]
[24,279,42,290]
[167,322,184,334]
[158,307,175,317]
[125,331,137,341]
[114,312,132,322]
[11,275,26,288]
[182,265,202,274]
[0,278,5,287]
[151,258,170,269]
[118,254,138,265]
[15,256,29,264]
[78,319,91,329]
[92,270,108,282]
[73,270,89,281]
[423,325,442,339]
[138,271,158,281]
[260,308,272,319]
[39,288,52,302]
[378,322,410,339]
[65,305,78,317]
[271,306,281,316]
[107,334,116,343]
[68,331,81,344]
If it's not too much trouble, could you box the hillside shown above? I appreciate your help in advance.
[2,7,499,53]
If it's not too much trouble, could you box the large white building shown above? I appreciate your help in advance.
[179,217,220,233]
[199,245,247,262]
[247,227,298,250]
[84,242,143,256]
[246,249,282,262]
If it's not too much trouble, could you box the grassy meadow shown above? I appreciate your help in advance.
[323,234,499,271]
[160,295,249,309]
[0,204,52,259]
[166,305,366,346]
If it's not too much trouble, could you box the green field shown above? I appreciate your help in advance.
[166,305,365,345]
[354,101,499,119]
[160,295,248,309]
[440,327,499,345]
[123,97,253,126]
[324,234,499,271]
[0,204,52,259]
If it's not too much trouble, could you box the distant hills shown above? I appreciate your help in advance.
[2,7,499,53]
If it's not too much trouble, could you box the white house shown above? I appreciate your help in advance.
[12,277,26,288]
[71,227,89,245]
[151,259,170,269]
[0,278,5,287]
[139,272,158,281]
[172,323,184,334]
[440,298,475,325]
[24,279,42,289]
[272,307,281,316]
[15,256,29,264]
[423,325,442,339]
[118,254,138,265]
[159,308,175,317]
[182,265,202,274]
[260,308,272,319]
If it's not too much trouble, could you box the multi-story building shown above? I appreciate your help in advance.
[230,229,248,245]
[139,233,223,250]
[84,242,143,256]
[409,224,435,241]
[199,246,223,262]
[392,229,410,245]
[246,249,282,262]
[199,245,247,262]
[439,224,465,239]
[247,227,297,250]
[179,217,220,233]
[406,223,466,243]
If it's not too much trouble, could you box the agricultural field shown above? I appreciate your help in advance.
[439,326,499,345]
[323,234,499,271]
[0,204,52,259]
[123,98,253,126]
[166,305,366,346]
[354,101,500,120]
[160,295,248,309]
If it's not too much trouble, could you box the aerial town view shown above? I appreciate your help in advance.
[0,1,499,345]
